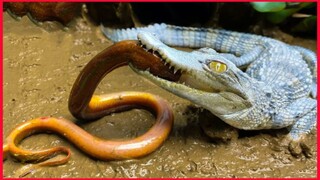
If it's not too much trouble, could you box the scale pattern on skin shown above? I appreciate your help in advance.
[102,23,317,156]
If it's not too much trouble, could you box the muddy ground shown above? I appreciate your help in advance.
[3,12,317,178]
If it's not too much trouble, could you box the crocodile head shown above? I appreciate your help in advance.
[130,32,256,118]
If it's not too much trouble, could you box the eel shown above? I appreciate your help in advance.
[3,40,177,168]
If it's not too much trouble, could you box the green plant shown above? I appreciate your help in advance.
[250,2,316,33]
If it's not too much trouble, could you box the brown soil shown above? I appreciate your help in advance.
[3,12,317,178]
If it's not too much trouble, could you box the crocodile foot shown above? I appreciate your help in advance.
[281,134,312,158]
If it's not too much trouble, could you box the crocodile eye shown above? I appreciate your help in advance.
[209,61,227,73]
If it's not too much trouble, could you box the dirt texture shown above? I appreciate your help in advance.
[3,12,317,178]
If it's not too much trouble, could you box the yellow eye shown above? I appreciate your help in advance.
[209,61,227,73]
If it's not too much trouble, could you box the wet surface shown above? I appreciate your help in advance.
[3,13,317,178]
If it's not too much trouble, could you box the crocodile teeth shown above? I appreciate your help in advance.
[161,53,167,60]
[146,44,152,50]
[139,41,186,75]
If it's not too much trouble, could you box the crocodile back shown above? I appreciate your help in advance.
[102,23,265,56]
[246,40,313,100]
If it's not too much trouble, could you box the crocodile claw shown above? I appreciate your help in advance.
[26,12,43,26]
[281,134,312,158]
[6,8,23,20]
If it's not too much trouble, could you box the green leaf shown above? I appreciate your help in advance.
[266,8,298,24]
[250,2,286,12]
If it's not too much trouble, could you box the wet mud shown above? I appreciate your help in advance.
[3,13,317,178]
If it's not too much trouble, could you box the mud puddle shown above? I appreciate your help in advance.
[3,13,317,178]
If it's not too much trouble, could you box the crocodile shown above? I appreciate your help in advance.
[102,23,317,157]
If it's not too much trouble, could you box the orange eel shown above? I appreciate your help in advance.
[3,40,178,167]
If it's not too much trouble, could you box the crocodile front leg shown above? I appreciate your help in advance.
[272,97,317,157]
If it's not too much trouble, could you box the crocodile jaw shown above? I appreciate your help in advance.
[135,32,219,93]
[137,32,203,71]
[130,32,251,116]
[130,65,215,106]
[130,65,250,117]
